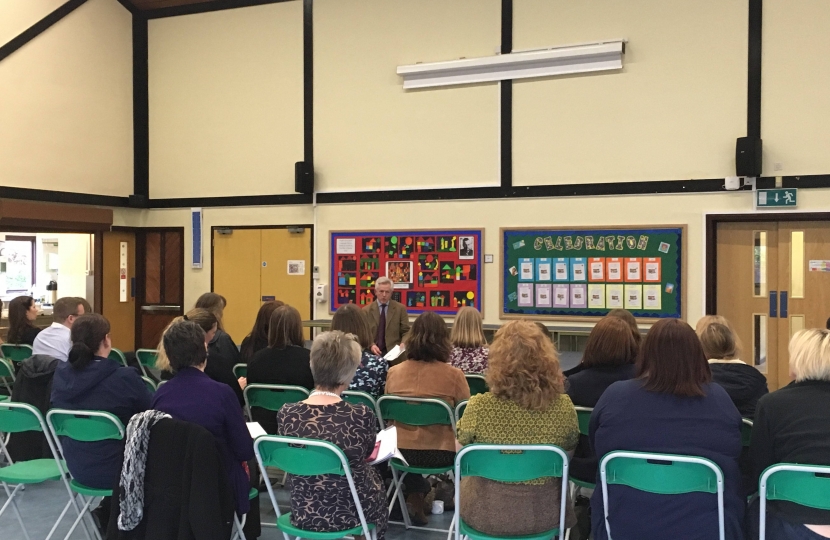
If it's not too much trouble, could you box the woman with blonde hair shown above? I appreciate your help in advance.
[195,292,239,364]
[696,316,767,418]
[450,306,489,374]
[749,329,830,539]
[157,308,245,406]
[456,320,579,536]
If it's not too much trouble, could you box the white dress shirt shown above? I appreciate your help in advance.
[32,322,72,361]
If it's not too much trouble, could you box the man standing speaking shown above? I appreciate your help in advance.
[363,277,410,357]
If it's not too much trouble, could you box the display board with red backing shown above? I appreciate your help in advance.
[330,230,483,315]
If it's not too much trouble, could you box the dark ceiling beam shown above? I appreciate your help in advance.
[144,0,294,19]
[0,0,88,63]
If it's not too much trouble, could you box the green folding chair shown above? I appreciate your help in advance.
[570,407,596,491]
[233,363,248,378]
[0,357,14,396]
[254,435,377,540]
[342,390,383,421]
[759,463,830,540]
[0,402,94,540]
[741,418,753,447]
[232,487,261,540]
[141,376,157,393]
[135,348,159,378]
[378,395,456,533]
[47,409,126,540]
[454,444,571,540]
[243,384,310,421]
[108,348,128,367]
[600,451,725,540]
[1,344,33,364]
[465,374,488,396]
[455,399,469,423]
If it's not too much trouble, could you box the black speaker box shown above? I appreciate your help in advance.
[295,161,313,195]
[736,136,762,177]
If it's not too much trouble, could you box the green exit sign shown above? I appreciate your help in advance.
[756,188,797,208]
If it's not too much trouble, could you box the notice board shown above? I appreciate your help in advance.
[502,226,685,320]
[331,230,483,315]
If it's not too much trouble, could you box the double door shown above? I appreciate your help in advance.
[716,221,830,390]
[213,227,312,344]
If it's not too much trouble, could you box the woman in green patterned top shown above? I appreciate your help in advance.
[456,320,579,536]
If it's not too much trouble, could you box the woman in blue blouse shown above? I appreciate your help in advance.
[589,319,745,540]
[330,303,388,399]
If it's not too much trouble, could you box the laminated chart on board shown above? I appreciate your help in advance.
[330,230,483,315]
[502,227,684,320]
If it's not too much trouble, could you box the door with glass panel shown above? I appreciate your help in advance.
[716,223,780,389]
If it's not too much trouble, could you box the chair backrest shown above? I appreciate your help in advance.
[108,348,128,367]
[157,380,167,388]
[377,395,456,431]
[759,464,830,540]
[135,349,159,368]
[244,384,310,413]
[46,409,125,444]
[1,344,33,363]
[0,401,48,434]
[600,451,725,540]
[233,363,247,378]
[254,435,373,536]
[465,374,488,396]
[741,418,753,447]
[342,390,382,421]
[141,376,157,393]
[455,444,569,540]
[574,406,592,436]
[0,357,14,380]
[455,399,468,423]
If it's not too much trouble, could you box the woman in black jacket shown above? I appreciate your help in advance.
[239,300,283,362]
[696,316,767,418]
[195,292,240,365]
[7,296,41,345]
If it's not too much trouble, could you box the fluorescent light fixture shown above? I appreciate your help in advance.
[397,40,625,89]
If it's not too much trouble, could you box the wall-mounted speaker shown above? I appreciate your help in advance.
[736,136,762,177]
[295,161,313,195]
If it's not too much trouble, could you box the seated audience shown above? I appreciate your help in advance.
[33,296,85,361]
[385,311,470,525]
[153,319,254,515]
[696,318,767,418]
[534,322,553,341]
[51,313,152,531]
[566,316,637,483]
[457,320,578,536]
[247,305,314,433]
[7,295,42,346]
[278,331,388,539]
[330,303,388,398]
[749,329,830,540]
[239,300,284,362]
[449,306,489,374]
[195,292,240,364]
[606,308,642,350]
[156,309,245,406]
[589,319,744,540]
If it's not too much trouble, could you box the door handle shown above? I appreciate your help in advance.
[770,291,777,318]
[780,291,788,319]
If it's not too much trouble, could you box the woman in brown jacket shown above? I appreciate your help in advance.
[385,311,470,525]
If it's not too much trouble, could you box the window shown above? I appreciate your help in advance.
[3,236,36,293]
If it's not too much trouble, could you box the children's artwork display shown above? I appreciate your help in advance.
[331,230,483,315]
[502,227,685,320]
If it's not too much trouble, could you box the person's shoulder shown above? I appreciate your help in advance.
[599,378,640,399]
[362,301,376,311]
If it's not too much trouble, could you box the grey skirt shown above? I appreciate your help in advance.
[460,476,577,536]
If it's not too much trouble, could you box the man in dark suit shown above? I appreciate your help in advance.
[363,277,410,356]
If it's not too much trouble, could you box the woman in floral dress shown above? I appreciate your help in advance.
[331,303,388,398]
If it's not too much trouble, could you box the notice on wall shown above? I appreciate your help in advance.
[809,260,830,272]
[336,238,356,254]
[119,242,128,302]
[287,260,306,276]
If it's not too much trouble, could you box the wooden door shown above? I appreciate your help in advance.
[260,228,312,337]
[138,230,184,349]
[213,229,262,344]
[101,231,136,351]
[716,223,781,388]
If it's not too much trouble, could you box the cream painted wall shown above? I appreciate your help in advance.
[148,2,303,199]
[762,0,830,176]
[113,205,315,310]
[0,0,64,47]
[314,0,500,192]
[122,186,830,330]
[512,0,747,185]
[0,0,133,197]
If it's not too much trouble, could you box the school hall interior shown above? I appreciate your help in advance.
[2,0,830,539]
